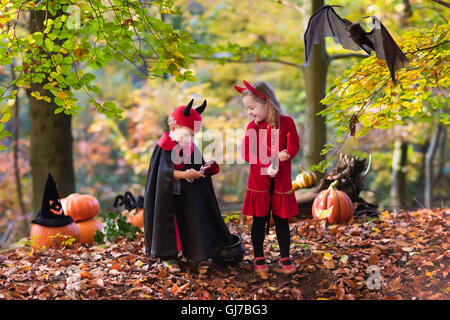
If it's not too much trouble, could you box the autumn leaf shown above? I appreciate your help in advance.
[323,260,335,269]
[80,270,92,279]
[349,114,359,137]
[91,278,105,289]
[323,252,333,261]
[0,208,448,300]
[57,90,67,100]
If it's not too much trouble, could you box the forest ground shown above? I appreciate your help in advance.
[0,208,448,300]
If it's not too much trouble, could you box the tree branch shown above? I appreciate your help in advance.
[329,53,370,61]
[274,0,303,13]
[431,0,450,8]
[191,56,305,70]
[406,40,450,55]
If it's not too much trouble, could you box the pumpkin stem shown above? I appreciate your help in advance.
[328,180,339,190]
[299,164,305,172]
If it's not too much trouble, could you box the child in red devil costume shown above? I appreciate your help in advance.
[235,80,300,275]
[143,99,236,273]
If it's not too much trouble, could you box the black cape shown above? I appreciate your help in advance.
[143,140,233,262]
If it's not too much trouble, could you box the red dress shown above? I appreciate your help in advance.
[242,115,300,219]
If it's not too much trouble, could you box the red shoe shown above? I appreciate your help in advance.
[279,257,296,274]
[253,257,268,273]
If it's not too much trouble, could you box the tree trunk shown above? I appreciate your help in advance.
[302,0,328,178]
[425,123,444,208]
[435,126,447,187]
[296,153,378,217]
[26,9,75,212]
[11,59,28,234]
[390,139,408,208]
[414,141,428,207]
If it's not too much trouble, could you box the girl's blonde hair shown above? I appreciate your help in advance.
[241,81,282,128]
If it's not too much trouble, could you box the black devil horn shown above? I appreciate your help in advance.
[195,100,207,114]
[183,99,194,116]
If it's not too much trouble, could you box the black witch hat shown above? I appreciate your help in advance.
[31,173,74,227]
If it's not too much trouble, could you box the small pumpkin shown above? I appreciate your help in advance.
[114,192,144,231]
[62,193,100,222]
[30,223,80,250]
[312,180,354,224]
[124,208,144,230]
[76,218,103,243]
[295,164,318,188]
[30,173,81,250]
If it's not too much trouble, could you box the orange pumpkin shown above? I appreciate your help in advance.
[30,223,80,250]
[76,218,103,243]
[61,193,100,222]
[312,181,353,224]
[123,208,144,230]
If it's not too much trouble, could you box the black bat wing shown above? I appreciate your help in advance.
[367,16,409,83]
[304,5,360,65]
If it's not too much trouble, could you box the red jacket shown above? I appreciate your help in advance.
[242,115,300,219]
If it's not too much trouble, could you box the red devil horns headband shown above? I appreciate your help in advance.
[234,80,267,101]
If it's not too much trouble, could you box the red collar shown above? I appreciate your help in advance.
[157,132,177,151]
[157,132,194,156]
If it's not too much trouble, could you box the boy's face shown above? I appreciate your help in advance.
[169,125,194,145]
[243,95,267,124]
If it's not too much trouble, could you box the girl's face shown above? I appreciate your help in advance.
[169,125,194,145]
[243,95,267,124]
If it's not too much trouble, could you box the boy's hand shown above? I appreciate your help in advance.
[279,149,290,162]
[184,169,205,180]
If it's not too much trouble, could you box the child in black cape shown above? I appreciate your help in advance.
[143,99,237,272]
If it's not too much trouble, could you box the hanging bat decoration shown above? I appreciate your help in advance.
[304,5,409,84]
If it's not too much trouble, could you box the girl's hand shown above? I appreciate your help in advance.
[184,169,205,180]
[279,149,290,162]
[267,165,278,177]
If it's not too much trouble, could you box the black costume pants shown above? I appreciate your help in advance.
[251,177,290,259]
[251,213,291,259]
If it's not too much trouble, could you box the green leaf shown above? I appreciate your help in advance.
[54,96,64,107]
[54,107,64,114]
[97,211,141,243]
[53,53,63,65]
[103,101,116,111]
[1,112,11,123]
[32,32,44,46]
[44,38,54,52]
[88,85,102,95]
[80,73,96,84]
[31,91,41,98]
[94,230,105,244]
[293,243,310,250]
[0,129,12,139]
